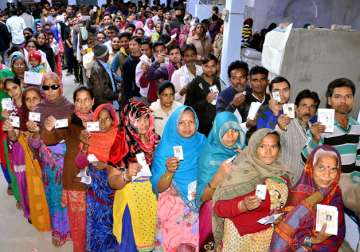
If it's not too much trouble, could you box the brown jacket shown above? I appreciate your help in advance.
[41,114,86,191]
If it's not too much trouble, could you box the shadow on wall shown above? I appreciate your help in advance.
[248,0,360,31]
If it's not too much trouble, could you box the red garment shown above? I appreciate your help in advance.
[139,73,157,102]
[62,190,86,252]
[214,190,271,236]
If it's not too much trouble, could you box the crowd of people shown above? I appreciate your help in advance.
[0,1,359,252]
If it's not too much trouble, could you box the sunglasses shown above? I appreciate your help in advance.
[42,84,60,91]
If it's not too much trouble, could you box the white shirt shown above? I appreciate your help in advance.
[6,16,26,44]
[21,12,34,29]
[171,64,203,103]
[150,99,182,136]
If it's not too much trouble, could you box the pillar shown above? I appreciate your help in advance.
[220,0,247,84]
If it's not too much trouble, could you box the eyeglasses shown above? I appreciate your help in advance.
[42,84,60,91]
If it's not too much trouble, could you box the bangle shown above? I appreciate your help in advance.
[303,236,312,248]
[163,172,173,181]
[207,182,216,191]
[122,171,130,183]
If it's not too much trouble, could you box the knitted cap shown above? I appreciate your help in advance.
[93,44,109,59]
[28,50,42,63]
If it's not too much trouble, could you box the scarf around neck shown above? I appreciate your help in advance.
[212,128,290,244]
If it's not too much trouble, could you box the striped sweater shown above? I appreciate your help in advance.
[302,117,360,173]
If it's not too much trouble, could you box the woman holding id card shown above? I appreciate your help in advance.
[151,105,206,251]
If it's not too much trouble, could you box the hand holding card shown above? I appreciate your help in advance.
[28,112,41,122]
[255,184,267,200]
[55,119,69,129]
[173,146,184,160]
[86,121,100,132]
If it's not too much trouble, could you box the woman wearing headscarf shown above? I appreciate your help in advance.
[27,72,73,247]
[37,86,95,251]
[75,103,119,252]
[9,51,28,87]
[144,18,156,38]
[196,112,246,251]
[151,105,206,251]
[270,145,345,252]
[212,128,291,250]
[107,99,159,251]
[35,32,56,72]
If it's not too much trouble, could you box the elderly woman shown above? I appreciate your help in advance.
[151,105,206,251]
[27,72,73,247]
[38,86,96,251]
[107,99,159,251]
[270,145,345,252]
[196,112,246,251]
[212,128,291,251]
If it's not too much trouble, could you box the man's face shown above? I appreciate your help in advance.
[153,45,167,58]
[135,29,144,38]
[296,98,317,124]
[107,29,116,40]
[119,37,129,50]
[230,68,247,92]
[96,33,105,44]
[271,81,291,104]
[49,8,56,16]
[129,40,141,55]
[328,86,354,115]
[103,15,112,25]
[169,48,181,64]
[141,44,152,58]
[250,73,268,95]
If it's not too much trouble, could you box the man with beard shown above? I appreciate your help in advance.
[277,89,320,185]
[302,78,360,217]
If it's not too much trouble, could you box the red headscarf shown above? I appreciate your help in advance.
[85,103,119,162]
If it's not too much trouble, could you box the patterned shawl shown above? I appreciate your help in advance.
[108,98,159,167]
[212,128,291,244]
[270,145,345,252]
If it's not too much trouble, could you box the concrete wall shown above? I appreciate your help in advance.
[279,29,360,118]
[246,0,360,32]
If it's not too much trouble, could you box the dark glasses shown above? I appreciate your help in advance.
[42,84,60,91]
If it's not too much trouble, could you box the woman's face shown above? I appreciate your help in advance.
[5,82,22,100]
[26,41,37,52]
[222,128,239,147]
[36,34,46,46]
[111,37,120,51]
[134,115,150,135]
[313,155,338,188]
[177,110,196,138]
[74,90,94,114]
[147,20,154,29]
[12,59,26,75]
[99,109,113,132]
[155,23,161,33]
[42,78,62,101]
[256,134,280,165]
[195,24,204,35]
[25,90,42,111]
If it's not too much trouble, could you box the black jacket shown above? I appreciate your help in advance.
[185,75,221,136]
[0,22,11,52]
